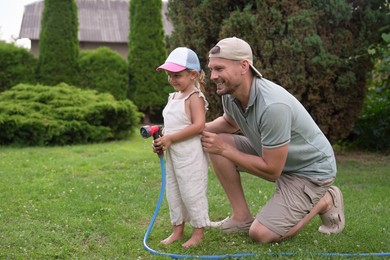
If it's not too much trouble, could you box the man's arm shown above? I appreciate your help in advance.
[205,113,239,134]
[201,131,288,181]
[223,145,288,181]
[156,94,205,148]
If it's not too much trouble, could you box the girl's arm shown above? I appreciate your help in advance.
[157,93,205,148]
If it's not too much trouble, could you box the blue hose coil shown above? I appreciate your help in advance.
[142,155,390,258]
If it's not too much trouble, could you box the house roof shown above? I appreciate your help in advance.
[19,0,173,43]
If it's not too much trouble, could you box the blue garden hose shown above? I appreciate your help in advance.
[142,155,256,259]
[142,155,390,258]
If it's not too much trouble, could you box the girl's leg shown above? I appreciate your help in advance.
[163,151,185,245]
[182,227,204,248]
[161,224,184,244]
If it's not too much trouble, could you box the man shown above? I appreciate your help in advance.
[201,37,344,243]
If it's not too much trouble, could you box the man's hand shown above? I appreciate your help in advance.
[201,131,229,155]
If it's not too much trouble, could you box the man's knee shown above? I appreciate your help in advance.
[249,220,280,243]
[208,134,237,162]
[217,133,237,146]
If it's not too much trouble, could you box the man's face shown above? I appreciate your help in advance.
[208,57,242,96]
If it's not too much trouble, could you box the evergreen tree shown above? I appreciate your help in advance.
[167,0,389,142]
[37,0,79,86]
[128,0,169,123]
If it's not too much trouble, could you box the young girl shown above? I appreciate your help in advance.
[153,47,210,248]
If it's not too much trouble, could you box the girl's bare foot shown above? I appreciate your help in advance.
[161,224,184,245]
[182,228,204,248]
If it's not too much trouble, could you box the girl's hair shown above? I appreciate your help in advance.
[194,69,206,94]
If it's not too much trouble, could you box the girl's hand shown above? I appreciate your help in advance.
[155,135,172,151]
[152,139,164,154]
[153,135,172,152]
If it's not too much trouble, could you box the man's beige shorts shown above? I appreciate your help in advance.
[233,134,334,236]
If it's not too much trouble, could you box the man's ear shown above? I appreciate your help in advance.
[241,60,251,74]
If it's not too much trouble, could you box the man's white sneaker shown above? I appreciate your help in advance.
[209,216,254,233]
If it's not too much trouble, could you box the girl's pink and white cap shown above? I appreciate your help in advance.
[156,47,201,72]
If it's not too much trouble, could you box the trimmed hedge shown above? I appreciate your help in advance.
[0,41,37,93]
[78,47,128,100]
[0,83,143,146]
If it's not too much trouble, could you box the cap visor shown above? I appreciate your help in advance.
[250,64,262,78]
[156,62,186,72]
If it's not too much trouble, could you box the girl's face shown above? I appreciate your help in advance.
[167,70,196,92]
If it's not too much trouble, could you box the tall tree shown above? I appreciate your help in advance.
[167,0,389,143]
[128,0,169,123]
[37,0,79,86]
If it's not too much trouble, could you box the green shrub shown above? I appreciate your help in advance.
[352,86,390,152]
[78,47,128,100]
[167,0,389,143]
[0,41,37,93]
[351,33,390,152]
[0,83,143,146]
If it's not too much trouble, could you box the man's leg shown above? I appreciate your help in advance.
[249,189,338,243]
[208,134,253,222]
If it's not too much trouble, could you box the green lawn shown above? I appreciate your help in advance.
[0,134,389,259]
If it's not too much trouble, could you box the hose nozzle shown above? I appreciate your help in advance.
[140,125,163,139]
[140,125,164,157]
[140,125,162,139]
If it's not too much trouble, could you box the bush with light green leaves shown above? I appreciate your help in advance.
[0,83,143,146]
